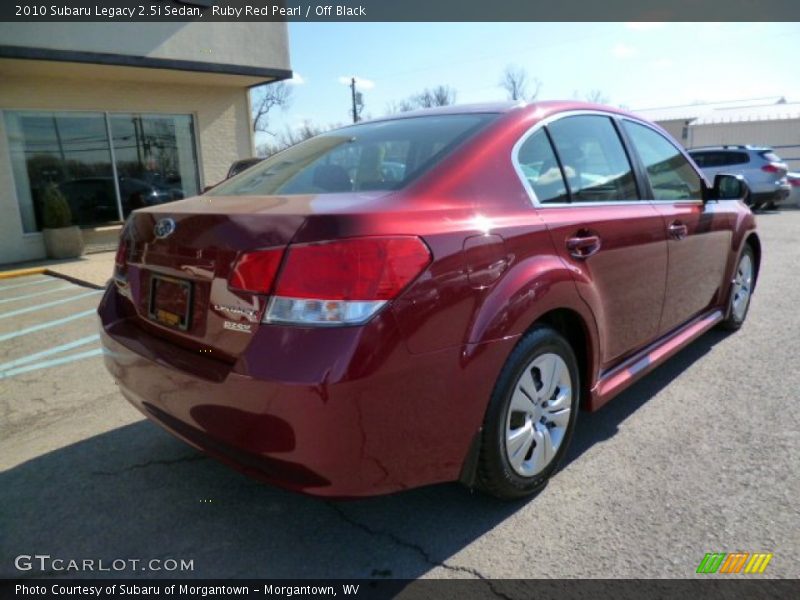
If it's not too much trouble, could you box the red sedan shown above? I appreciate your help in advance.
[99,101,759,498]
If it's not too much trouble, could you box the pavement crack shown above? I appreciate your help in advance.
[91,454,206,476]
[326,503,513,599]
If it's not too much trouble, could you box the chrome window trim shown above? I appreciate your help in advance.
[511,109,703,208]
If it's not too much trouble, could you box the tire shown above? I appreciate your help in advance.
[477,326,579,499]
[750,201,763,211]
[720,245,755,331]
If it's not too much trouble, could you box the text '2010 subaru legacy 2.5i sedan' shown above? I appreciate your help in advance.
[99,101,759,499]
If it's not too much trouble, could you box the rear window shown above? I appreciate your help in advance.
[209,114,496,196]
[759,151,783,163]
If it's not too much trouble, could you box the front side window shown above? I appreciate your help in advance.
[623,120,702,201]
[546,115,638,202]
[210,114,496,197]
[516,129,568,204]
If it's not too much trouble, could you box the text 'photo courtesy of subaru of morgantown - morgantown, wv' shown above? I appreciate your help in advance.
[99,101,759,499]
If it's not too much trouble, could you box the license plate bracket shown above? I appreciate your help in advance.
[148,274,192,331]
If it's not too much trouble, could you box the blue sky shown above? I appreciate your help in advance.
[256,22,800,145]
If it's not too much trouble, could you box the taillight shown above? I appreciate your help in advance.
[114,236,128,268]
[265,236,431,326]
[762,163,782,173]
[229,248,284,294]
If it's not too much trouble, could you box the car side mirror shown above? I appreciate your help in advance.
[707,173,749,202]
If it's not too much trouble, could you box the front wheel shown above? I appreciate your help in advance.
[720,245,755,331]
[477,326,579,499]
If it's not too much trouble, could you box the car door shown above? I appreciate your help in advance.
[518,114,668,368]
[620,119,733,335]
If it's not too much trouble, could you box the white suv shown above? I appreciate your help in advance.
[689,145,791,210]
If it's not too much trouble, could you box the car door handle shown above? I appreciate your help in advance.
[668,221,688,240]
[566,235,601,259]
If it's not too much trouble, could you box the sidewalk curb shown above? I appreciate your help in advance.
[45,270,107,291]
[0,267,46,280]
[0,266,107,290]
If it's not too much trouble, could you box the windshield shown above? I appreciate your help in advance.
[209,114,497,197]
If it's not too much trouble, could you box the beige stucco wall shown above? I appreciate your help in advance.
[688,119,800,170]
[654,119,690,147]
[0,60,255,264]
[0,22,290,74]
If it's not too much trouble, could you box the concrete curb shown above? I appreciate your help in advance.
[0,267,46,280]
[44,270,107,291]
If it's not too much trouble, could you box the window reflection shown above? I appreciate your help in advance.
[4,111,201,232]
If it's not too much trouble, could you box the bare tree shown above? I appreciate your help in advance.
[256,120,331,157]
[413,85,457,108]
[385,99,417,114]
[585,89,610,104]
[499,65,541,101]
[251,82,292,134]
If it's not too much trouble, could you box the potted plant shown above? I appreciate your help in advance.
[41,183,84,259]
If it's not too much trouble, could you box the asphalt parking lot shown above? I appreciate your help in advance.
[2,210,798,581]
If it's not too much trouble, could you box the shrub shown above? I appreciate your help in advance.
[42,183,73,229]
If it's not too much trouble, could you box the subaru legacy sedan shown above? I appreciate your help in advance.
[99,102,759,499]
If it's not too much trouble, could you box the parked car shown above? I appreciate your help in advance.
[226,157,264,179]
[101,102,759,499]
[788,172,800,207]
[58,176,181,225]
[688,145,791,210]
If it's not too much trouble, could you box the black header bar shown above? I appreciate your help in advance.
[2,0,799,22]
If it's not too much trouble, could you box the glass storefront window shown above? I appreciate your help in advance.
[109,114,199,217]
[5,111,115,232]
[4,111,200,231]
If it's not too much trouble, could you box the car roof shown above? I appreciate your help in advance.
[689,145,772,153]
[347,100,640,125]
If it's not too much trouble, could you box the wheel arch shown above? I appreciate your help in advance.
[744,232,761,292]
[533,308,595,412]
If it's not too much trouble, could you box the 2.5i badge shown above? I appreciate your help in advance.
[223,321,252,333]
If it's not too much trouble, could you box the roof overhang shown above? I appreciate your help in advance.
[0,45,292,87]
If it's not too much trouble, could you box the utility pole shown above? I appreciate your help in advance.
[350,77,358,123]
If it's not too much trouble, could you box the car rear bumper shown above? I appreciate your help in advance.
[98,285,515,497]
[751,187,791,206]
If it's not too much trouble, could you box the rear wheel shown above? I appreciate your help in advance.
[720,245,755,331]
[477,326,579,499]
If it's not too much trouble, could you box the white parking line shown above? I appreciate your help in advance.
[0,309,97,342]
[0,284,75,305]
[0,290,102,320]
[0,348,104,379]
[0,334,100,371]
[0,277,56,291]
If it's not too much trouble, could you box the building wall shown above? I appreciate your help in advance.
[0,22,290,75]
[688,119,800,170]
[0,66,254,264]
[654,119,690,147]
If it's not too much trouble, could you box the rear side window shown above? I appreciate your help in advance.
[209,114,496,196]
[689,151,748,167]
[623,120,702,201]
[516,130,569,203]
[720,151,749,166]
[547,115,638,202]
